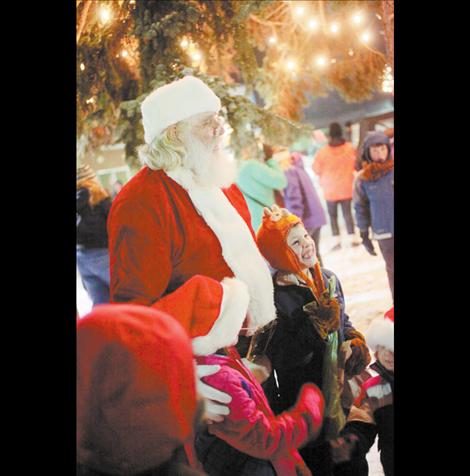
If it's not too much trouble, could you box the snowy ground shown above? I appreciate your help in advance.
[77,224,390,475]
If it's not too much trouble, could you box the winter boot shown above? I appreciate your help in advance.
[348,233,361,248]
[331,236,342,251]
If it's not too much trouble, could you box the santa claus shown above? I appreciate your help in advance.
[108,75,277,421]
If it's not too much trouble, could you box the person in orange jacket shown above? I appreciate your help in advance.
[313,123,360,250]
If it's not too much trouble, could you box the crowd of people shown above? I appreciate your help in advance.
[77,75,394,476]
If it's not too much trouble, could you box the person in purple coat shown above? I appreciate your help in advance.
[284,152,327,265]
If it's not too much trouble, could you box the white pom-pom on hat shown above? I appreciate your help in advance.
[366,314,394,352]
[141,76,221,144]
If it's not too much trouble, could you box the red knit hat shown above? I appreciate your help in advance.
[77,304,197,475]
[256,206,303,274]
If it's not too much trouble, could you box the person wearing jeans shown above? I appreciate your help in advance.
[353,131,394,300]
[77,164,112,307]
[313,123,360,250]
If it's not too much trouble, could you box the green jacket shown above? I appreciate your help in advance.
[236,159,287,232]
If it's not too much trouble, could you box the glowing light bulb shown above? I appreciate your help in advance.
[192,52,202,61]
[86,97,95,104]
[286,60,296,71]
[330,22,339,34]
[352,13,362,24]
[80,63,85,71]
[315,56,326,67]
[295,6,304,16]
[268,36,277,44]
[348,49,354,56]
[331,58,336,64]
[308,19,318,30]
[180,38,189,49]
[121,50,128,58]
[361,32,370,43]
[99,6,112,24]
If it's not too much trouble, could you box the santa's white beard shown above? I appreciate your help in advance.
[181,133,237,189]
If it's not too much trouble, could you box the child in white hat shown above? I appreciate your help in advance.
[328,307,394,476]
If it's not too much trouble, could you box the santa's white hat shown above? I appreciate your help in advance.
[365,307,394,352]
[141,75,221,144]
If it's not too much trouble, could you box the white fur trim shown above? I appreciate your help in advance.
[192,278,250,356]
[167,168,277,334]
[366,318,394,352]
[141,76,221,144]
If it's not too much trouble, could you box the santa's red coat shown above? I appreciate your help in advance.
[108,167,254,305]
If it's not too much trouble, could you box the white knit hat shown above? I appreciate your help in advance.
[141,76,221,144]
[365,310,394,352]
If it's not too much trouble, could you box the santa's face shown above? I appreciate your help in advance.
[287,223,317,270]
[188,112,225,151]
[180,112,236,188]
[376,346,394,372]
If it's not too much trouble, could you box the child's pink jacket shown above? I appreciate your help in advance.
[197,351,325,476]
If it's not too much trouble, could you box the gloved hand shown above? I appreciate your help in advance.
[329,434,359,464]
[196,364,232,423]
[360,230,377,256]
[242,357,270,384]
[344,337,371,379]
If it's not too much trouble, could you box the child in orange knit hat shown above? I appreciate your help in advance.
[253,204,371,475]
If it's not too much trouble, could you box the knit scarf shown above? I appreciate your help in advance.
[280,264,345,439]
[360,158,394,182]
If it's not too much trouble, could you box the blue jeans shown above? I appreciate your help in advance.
[326,199,355,235]
[76,248,110,306]
[378,238,394,300]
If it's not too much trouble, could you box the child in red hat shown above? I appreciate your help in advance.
[76,303,204,476]
[328,307,394,476]
[253,205,371,475]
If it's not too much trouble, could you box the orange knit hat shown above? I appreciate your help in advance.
[256,205,304,274]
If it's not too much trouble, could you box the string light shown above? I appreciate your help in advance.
[352,13,363,24]
[295,6,305,16]
[331,58,336,64]
[268,36,277,44]
[330,22,339,34]
[98,6,112,24]
[348,48,354,56]
[361,32,371,43]
[286,60,296,71]
[80,63,85,71]
[86,97,95,104]
[180,38,189,49]
[308,19,318,30]
[315,56,327,67]
[191,51,202,61]
[121,50,128,58]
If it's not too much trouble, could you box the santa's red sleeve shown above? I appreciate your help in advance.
[151,274,250,355]
[207,371,324,460]
[108,198,173,306]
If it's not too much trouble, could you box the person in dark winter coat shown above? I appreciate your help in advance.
[353,132,394,299]
[329,308,394,476]
[284,152,327,266]
[77,164,112,307]
[254,205,371,476]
